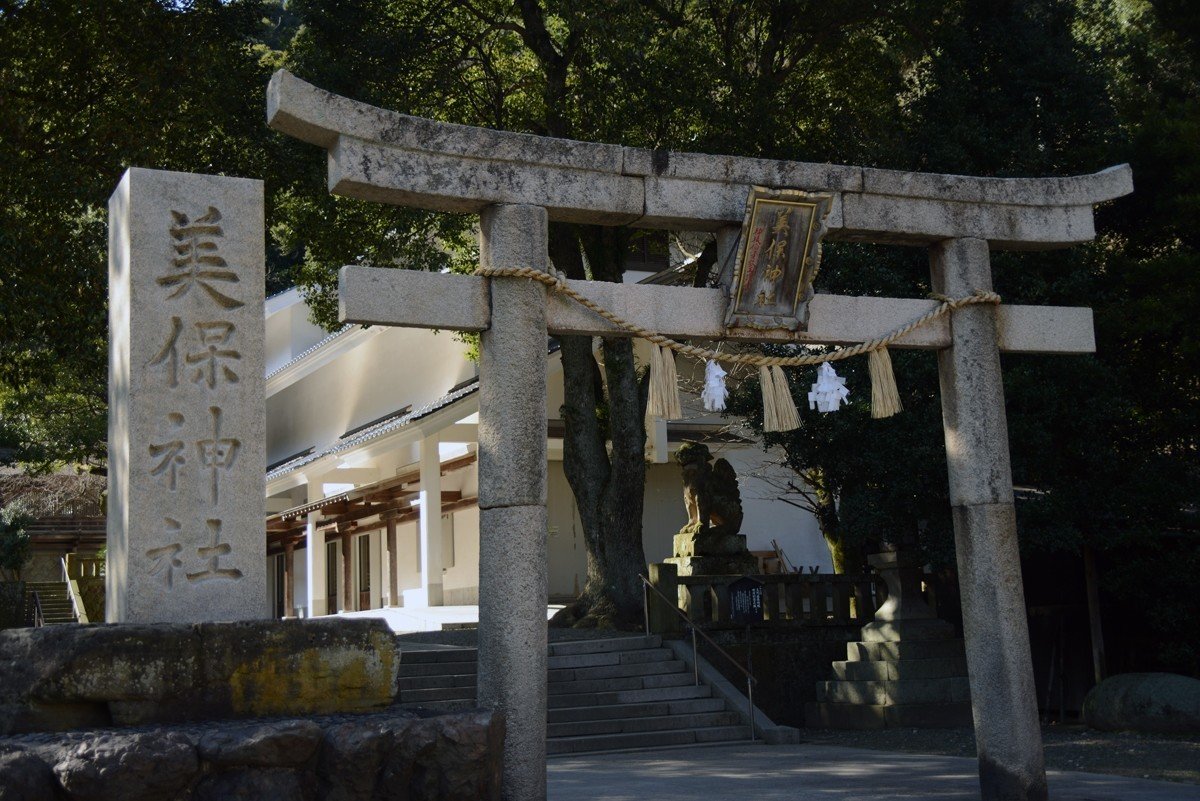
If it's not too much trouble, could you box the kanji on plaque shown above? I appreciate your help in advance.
[725,188,833,333]
[160,206,244,310]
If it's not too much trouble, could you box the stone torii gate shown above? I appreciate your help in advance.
[267,70,1131,801]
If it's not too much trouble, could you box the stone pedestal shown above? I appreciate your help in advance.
[807,550,971,730]
[665,554,758,578]
[107,168,266,624]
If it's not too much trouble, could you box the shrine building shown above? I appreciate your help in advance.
[260,258,830,626]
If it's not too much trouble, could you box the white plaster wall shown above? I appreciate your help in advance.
[721,445,832,571]
[547,464,584,599]
[265,326,475,465]
[443,506,480,604]
[264,292,329,375]
[293,548,309,616]
[395,520,422,595]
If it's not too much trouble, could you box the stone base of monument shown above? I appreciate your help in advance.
[805,551,972,729]
[664,553,759,577]
[0,618,401,734]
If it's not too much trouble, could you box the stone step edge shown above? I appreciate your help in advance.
[547,725,753,751]
[546,738,766,759]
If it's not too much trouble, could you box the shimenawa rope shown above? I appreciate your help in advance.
[474,265,1000,425]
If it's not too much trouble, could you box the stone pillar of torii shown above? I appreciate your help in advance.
[267,70,1131,801]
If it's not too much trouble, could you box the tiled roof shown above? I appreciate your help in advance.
[266,380,479,482]
[265,324,355,382]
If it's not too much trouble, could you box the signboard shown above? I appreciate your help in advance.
[729,575,764,625]
[725,187,833,332]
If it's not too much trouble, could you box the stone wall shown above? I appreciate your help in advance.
[0,582,24,630]
[697,625,860,728]
[0,707,503,801]
[0,618,399,734]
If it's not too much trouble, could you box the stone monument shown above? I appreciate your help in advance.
[107,168,267,623]
[665,442,757,576]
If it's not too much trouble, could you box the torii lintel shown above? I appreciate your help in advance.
[267,69,1132,249]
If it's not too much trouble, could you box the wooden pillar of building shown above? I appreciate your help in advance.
[282,540,295,618]
[341,526,354,613]
[384,511,399,607]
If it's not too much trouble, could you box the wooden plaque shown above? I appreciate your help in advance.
[725,188,833,332]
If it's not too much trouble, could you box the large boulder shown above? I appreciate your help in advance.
[0,708,502,801]
[0,745,57,801]
[1083,672,1200,734]
[0,618,399,734]
[51,730,200,801]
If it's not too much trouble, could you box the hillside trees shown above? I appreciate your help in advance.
[0,0,286,472]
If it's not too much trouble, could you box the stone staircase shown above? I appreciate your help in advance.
[25,581,78,625]
[805,637,973,728]
[805,551,973,729]
[396,635,752,753]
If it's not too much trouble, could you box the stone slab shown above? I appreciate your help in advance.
[330,135,644,225]
[860,619,957,643]
[339,267,489,332]
[840,192,1098,249]
[339,267,1096,353]
[269,68,623,173]
[0,619,399,734]
[860,163,1134,208]
[818,677,971,706]
[107,168,266,623]
[833,657,969,681]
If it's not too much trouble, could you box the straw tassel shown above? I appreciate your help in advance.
[759,366,779,432]
[770,366,801,431]
[868,347,903,419]
[647,344,666,419]
[647,344,682,420]
[660,346,683,420]
[760,365,801,433]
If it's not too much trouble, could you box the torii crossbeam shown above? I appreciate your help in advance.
[268,69,1132,801]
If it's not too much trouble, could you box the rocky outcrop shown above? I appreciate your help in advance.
[0,618,399,734]
[1083,672,1200,734]
[0,709,503,801]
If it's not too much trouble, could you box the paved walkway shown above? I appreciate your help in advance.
[548,743,1200,801]
[334,604,563,633]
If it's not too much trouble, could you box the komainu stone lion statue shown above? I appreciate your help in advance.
[668,442,757,575]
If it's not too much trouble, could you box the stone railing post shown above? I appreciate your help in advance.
[647,562,682,636]
[932,238,1047,801]
[476,203,550,801]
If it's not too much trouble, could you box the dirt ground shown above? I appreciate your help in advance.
[800,724,1200,784]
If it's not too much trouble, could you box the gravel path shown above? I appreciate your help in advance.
[799,725,1200,784]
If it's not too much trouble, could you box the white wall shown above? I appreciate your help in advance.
[266,326,476,466]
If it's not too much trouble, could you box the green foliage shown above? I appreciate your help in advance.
[0,0,286,472]
[0,502,34,580]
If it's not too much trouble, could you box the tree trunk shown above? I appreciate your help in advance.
[548,224,648,628]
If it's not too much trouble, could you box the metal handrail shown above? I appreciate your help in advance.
[639,574,758,741]
[29,591,45,628]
